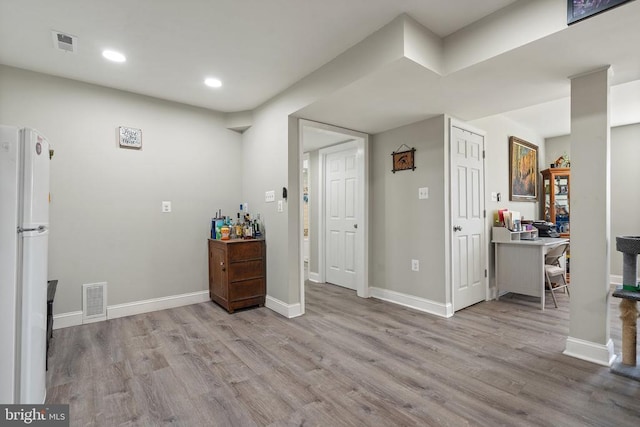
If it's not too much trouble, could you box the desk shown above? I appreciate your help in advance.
[493,237,569,310]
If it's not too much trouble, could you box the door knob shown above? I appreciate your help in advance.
[453,225,462,232]
[354,224,358,229]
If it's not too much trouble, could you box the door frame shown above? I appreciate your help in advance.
[299,119,369,310]
[448,118,489,311]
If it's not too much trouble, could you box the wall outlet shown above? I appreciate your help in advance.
[411,259,419,271]
[418,187,429,199]
[162,201,172,213]
[277,200,284,212]
[265,190,275,202]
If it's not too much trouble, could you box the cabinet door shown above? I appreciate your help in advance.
[554,173,570,233]
[210,245,228,300]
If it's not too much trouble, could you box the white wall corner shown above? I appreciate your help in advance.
[564,336,616,367]
[370,287,453,318]
[53,311,83,330]
[401,14,444,75]
[265,295,303,318]
[107,290,210,320]
[225,110,253,133]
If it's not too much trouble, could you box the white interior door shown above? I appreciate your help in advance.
[325,144,358,290]
[451,123,486,311]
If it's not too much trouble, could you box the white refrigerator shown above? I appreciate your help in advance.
[0,125,50,404]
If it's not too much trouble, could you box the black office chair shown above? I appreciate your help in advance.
[544,243,570,308]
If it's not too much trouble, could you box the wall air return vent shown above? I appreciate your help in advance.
[82,282,107,323]
[51,30,78,53]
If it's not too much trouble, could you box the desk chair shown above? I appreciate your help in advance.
[544,243,570,308]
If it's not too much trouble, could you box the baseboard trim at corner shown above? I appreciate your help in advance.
[107,290,210,320]
[53,311,83,330]
[265,295,303,318]
[564,336,615,367]
[369,287,453,318]
[308,272,321,283]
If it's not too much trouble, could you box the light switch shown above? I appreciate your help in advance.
[277,200,284,212]
[162,201,171,213]
[265,190,275,202]
[491,192,498,202]
[418,187,429,199]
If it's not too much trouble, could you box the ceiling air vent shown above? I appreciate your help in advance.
[51,30,78,53]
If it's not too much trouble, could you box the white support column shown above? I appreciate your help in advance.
[564,67,615,366]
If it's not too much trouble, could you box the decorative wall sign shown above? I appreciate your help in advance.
[567,0,634,25]
[509,136,538,202]
[118,126,142,149]
[391,144,416,173]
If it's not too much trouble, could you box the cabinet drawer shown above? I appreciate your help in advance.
[229,278,265,301]
[229,259,264,282]
[228,241,263,261]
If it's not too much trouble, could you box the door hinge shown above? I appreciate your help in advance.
[482,150,485,159]
[485,269,488,278]
[483,209,486,218]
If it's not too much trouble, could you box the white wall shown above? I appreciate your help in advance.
[370,116,447,303]
[610,124,640,276]
[0,65,242,314]
[545,134,570,168]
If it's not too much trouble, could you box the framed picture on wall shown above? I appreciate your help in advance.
[567,0,634,25]
[509,136,538,202]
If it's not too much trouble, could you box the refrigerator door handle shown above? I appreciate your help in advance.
[17,225,46,233]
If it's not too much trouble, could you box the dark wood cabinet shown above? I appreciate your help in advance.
[208,239,266,313]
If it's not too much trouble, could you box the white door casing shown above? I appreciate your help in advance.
[325,145,358,290]
[299,119,369,307]
[450,121,487,311]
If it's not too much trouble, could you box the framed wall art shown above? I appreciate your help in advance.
[509,136,538,202]
[118,126,142,149]
[391,144,416,173]
[567,0,634,25]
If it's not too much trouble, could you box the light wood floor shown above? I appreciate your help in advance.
[47,284,639,426]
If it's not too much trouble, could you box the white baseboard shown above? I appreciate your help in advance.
[107,290,210,320]
[265,295,303,318]
[564,336,615,367]
[610,274,640,285]
[53,290,210,329]
[53,311,83,330]
[308,272,321,283]
[369,287,453,318]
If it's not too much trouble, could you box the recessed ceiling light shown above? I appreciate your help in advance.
[204,78,222,88]
[102,50,126,63]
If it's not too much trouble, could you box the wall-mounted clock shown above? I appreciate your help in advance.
[392,146,416,173]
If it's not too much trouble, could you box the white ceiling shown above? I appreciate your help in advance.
[1,0,639,138]
[0,0,517,113]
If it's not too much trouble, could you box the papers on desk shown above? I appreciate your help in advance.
[502,210,521,231]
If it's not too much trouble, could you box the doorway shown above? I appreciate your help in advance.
[299,120,369,312]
